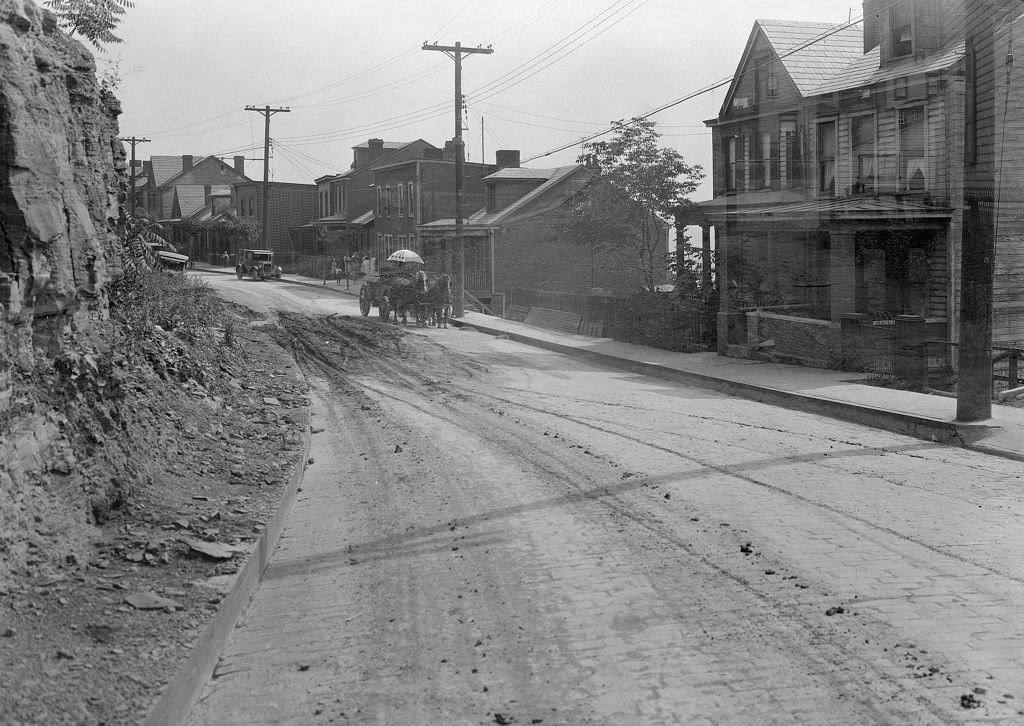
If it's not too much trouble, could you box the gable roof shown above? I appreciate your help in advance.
[150,155,191,186]
[161,155,250,188]
[421,165,588,229]
[722,19,863,113]
[172,185,207,218]
[758,20,863,94]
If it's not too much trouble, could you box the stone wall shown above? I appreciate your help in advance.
[0,0,124,573]
[745,311,842,368]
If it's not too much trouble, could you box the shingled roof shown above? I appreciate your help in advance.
[812,42,965,95]
[757,19,864,96]
[172,185,207,218]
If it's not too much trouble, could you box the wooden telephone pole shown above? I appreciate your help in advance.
[245,105,290,251]
[956,0,999,421]
[421,41,493,317]
[118,136,149,215]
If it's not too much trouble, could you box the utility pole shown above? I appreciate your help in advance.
[422,41,493,317]
[245,105,290,251]
[956,0,999,421]
[118,136,149,215]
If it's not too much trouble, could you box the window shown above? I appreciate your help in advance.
[899,108,926,191]
[781,119,802,188]
[759,131,772,188]
[817,121,836,195]
[376,187,384,215]
[754,56,777,104]
[852,115,876,194]
[725,136,739,191]
[890,4,913,57]
[407,182,415,218]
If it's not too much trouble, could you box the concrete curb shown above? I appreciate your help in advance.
[452,319,1024,460]
[142,413,313,726]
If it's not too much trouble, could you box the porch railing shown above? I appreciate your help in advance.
[841,313,1024,400]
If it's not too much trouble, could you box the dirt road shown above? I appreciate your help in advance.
[187,275,1024,725]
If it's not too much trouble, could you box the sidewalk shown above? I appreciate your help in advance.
[195,264,1024,462]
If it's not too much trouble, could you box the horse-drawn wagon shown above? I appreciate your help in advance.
[357,250,454,327]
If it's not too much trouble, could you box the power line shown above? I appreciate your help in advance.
[522,12,867,162]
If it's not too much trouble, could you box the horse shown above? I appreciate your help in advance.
[423,273,454,328]
[385,269,428,326]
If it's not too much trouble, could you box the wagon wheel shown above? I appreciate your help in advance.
[358,287,371,316]
[378,298,390,322]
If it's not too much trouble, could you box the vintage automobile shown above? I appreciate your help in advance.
[236,249,282,281]
[155,250,189,274]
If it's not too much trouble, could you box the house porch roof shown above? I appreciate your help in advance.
[698,194,953,224]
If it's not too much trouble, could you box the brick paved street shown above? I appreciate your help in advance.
[183,290,1024,725]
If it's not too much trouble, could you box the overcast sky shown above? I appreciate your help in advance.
[109,0,862,200]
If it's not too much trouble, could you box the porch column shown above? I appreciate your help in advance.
[701,225,713,299]
[829,231,857,322]
[716,226,731,354]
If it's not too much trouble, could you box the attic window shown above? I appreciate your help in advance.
[754,56,777,104]
[890,4,913,57]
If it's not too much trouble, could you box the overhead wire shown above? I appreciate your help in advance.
[522,11,869,162]
[468,0,647,102]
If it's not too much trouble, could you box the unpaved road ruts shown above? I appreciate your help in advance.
[186,289,1024,725]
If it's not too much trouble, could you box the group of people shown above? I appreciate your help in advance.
[324,254,376,286]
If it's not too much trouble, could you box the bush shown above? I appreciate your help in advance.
[108,270,224,343]
[106,270,229,383]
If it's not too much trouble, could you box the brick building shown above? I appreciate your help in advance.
[419,153,658,306]
[372,140,495,264]
[311,138,438,260]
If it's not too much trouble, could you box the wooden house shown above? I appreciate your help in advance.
[699,0,968,367]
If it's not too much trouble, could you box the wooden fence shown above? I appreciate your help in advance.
[509,288,713,352]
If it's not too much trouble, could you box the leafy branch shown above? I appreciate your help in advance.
[43,0,135,50]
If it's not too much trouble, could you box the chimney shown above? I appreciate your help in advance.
[367,138,385,160]
[233,155,245,175]
[863,0,881,53]
[182,154,193,171]
[443,139,459,161]
[495,149,521,169]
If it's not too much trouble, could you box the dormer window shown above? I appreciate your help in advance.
[890,4,913,57]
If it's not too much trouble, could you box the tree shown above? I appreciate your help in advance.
[566,118,704,292]
[43,0,135,50]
